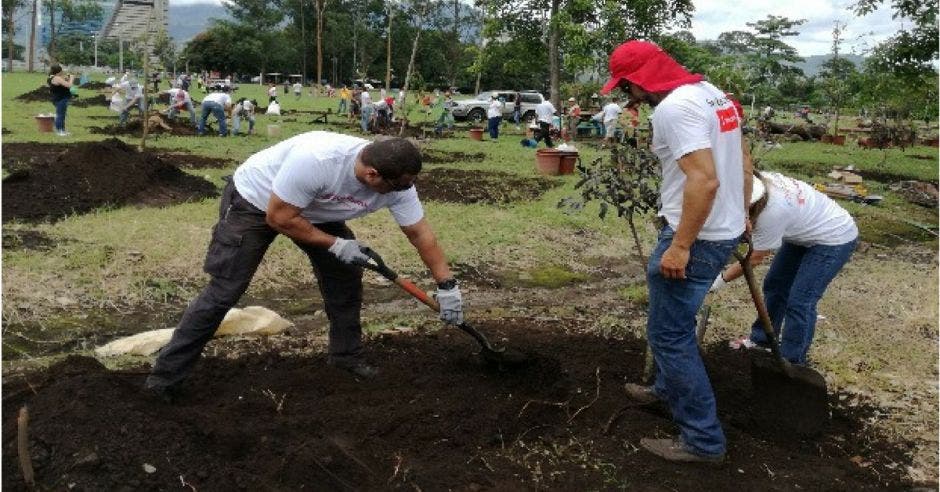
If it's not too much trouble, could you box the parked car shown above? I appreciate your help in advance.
[447,90,545,123]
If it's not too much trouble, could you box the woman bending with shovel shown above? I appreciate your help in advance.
[710,171,859,365]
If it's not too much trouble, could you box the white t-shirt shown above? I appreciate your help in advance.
[361,91,372,106]
[293,83,302,93]
[268,86,277,97]
[233,131,424,226]
[535,101,556,124]
[487,99,503,118]
[651,81,746,241]
[752,172,858,250]
[602,102,622,124]
[235,99,255,116]
[373,99,388,111]
[203,92,232,107]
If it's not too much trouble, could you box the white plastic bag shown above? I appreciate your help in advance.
[109,92,123,113]
[266,101,281,116]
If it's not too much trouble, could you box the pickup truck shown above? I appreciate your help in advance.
[447,90,545,123]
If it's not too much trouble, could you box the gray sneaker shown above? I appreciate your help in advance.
[640,437,725,463]
[327,357,379,379]
[624,383,662,405]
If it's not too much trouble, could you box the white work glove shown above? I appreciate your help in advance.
[709,274,727,293]
[435,284,463,325]
[328,238,372,266]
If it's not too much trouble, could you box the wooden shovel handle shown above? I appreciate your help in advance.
[395,277,440,312]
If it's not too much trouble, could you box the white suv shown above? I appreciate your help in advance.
[448,90,545,123]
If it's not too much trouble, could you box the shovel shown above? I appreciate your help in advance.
[734,240,829,435]
[358,248,527,369]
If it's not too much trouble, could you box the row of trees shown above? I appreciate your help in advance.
[2,0,936,120]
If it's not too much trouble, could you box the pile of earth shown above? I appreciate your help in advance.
[2,138,219,222]
[422,149,486,163]
[417,168,558,204]
[14,86,53,102]
[89,117,202,137]
[1,320,916,490]
[80,81,111,90]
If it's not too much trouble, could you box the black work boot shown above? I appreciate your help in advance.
[640,437,725,464]
[327,357,379,379]
[624,383,663,405]
[142,382,180,404]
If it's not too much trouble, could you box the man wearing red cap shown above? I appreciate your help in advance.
[604,40,753,463]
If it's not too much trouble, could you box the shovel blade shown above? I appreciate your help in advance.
[750,353,829,436]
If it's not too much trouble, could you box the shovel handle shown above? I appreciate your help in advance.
[733,240,792,374]
[395,277,440,311]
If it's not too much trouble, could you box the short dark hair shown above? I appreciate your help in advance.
[49,64,62,75]
[361,138,422,178]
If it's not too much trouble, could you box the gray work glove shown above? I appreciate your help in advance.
[435,284,463,325]
[328,237,372,266]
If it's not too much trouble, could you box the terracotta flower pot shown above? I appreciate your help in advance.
[820,134,832,143]
[468,128,484,141]
[831,134,846,145]
[35,115,54,133]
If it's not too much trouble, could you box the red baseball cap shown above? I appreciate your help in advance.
[600,40,703,95]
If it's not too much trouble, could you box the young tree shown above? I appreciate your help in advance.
[817,22,854,137]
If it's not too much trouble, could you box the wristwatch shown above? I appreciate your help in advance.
[437,278,457,290]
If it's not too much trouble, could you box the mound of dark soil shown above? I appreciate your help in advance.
[422,149,486,163]
[2,138,219,222]
[89,118,203,137]
[1,320,915,490]
[14,86,51,102]
[157,152,235,169]
[80,81,111,90]
[417,168,558,204]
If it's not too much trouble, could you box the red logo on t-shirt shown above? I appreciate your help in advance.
[716,107,739,132]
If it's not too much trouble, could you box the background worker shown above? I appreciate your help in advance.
[47,64,75,137]
[601,96,623,147]
[487,94,503,141]
[533,98,557,148]
[604,40,751,464]
[293,80,303,99]
[339,85,351,115]
[166,87,196,126]
[198,86,233,136]
[566,97,581,140]
[710,171,858,365]
[268,83,278,103]
[117,79,144,127]
[360,89,374,132]
[144,134,464,399]
[232,97,257,136]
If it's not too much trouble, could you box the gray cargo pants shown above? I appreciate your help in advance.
[146,180,364,389]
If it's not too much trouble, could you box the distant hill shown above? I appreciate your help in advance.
[791,54,866,76]
[168,2,232,43]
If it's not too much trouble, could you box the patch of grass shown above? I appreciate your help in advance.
[618,283,648,306]
[516,264,589,288]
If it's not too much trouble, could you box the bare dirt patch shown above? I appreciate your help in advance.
[1,319,918,490]
[89,118,202,137]
[417,168,558,204]
[422,149,487,163]
[15,86,108,108]
[2,139,219,222]
[1,228,60,251]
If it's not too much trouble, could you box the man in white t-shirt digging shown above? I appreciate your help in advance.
[603,40,752,463]
[198,87,233,136]
[601,97,623,147]
[145,133,464,400]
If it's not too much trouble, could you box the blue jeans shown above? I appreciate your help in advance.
[647,226,738,457]
[338,99,348,114]
[199,101,227,136]
[488,116,501,139]
[119,99,143,126]
[513,109,521,125]
[749,239,857,364]
[53,98,69,131]
[360,106,374,133]
[168,100,196,125]
[232,112,254,135]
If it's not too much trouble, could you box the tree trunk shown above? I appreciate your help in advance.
[399,3,428,135]
[27,0,36,71]
[385,5,392,91]
[6,6,16,72]
[301,0,306,84]
[48,0,55,61]
[315,0,327,89]
[548,0,560,108]
[447,0,458,88]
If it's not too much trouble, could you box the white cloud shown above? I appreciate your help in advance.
[688,0,910,56]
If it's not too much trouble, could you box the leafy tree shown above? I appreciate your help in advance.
[42,0,102,60]
[223,0,284,74]
[744,15,805,87]
[853,0,938,71]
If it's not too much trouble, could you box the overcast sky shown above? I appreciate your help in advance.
[170,0,907,57]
